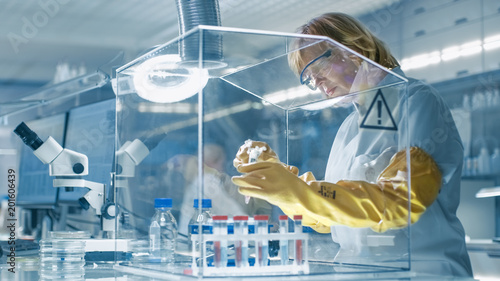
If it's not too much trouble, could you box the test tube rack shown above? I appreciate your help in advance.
[190,232,309,276]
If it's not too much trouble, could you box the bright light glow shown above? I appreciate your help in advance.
[146,101,256,134]
[485,34,500,43]
[262,86,320,105]
[475,186,500,198]
[441,46,460,61]
[138,102,195,114]
[484,41,500,50]
[474,275,500,281]
[460,40,482,56]
[204,101,254,122]
[401,51,441,70]
[402,33,500,71]
[299,95,349,110]
[133,55,209,103]
[427,51,441,64]
[484,34,500,50]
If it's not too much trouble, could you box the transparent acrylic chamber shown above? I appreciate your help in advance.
[114,26,409,278]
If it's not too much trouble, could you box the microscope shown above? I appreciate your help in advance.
[13,122,116,235]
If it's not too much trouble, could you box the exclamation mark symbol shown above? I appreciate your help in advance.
[377,100,382,125]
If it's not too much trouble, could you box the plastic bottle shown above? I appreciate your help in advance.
[491,148,500,174]
[478,147,491,175]
[472,91,486,110]
[462,94,470,110]
[472,157,478,176]
[188,199,212,253]
[149,198,177,263]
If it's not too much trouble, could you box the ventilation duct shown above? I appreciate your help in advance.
[175,0,224,68]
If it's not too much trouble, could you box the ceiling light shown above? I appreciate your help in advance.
[441,46,460,61]
[137,102,195,114]
[484,34,500,51]
[262,87,320,105]
[133,55,209,103]
[401,51,440,70]
[460,40,482,56]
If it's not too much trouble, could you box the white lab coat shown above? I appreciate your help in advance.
[325,67,473,277]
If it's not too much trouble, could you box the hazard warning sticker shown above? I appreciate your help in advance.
[360,89,397,131]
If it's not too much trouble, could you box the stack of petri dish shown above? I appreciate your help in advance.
[39,231,89,280]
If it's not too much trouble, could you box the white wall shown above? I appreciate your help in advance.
[362,0,500,83]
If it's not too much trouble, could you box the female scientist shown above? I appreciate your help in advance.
[232,13,472,277]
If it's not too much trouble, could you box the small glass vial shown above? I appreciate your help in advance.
[478,147,491,175]
[233,216,249,267]
[254,215,269,267]
[212,215,228,268]
[293,215,303,266]
[279,215,289,265]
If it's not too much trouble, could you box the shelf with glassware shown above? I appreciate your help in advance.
[460,90,500,179]
[431,69,500,181]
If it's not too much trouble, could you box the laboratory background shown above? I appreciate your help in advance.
[0,0,500,280]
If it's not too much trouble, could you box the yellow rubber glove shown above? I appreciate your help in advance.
[284,171,332,233]
[233,140,326,230]
[232,146,441,233]
[233,140,299,175]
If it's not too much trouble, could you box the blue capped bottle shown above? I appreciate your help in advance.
[149,198,178,263]
[188,199,212,253]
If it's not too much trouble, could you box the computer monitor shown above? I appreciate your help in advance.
[17,114,66,208]
[57,98,115,205]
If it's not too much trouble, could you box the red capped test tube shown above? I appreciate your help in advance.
[212,215,228,268]
[254,215,269,267]
[293,215,303,266]
[233,215,249,267]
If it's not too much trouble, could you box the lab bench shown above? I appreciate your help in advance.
[0,258,479,281]
[467,239,500,279]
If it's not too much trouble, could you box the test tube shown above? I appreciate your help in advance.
[212,215,228,268]
[254,215,269,267]
[293,215,303,266]
[233,216,249,267]
[279,215,289,265]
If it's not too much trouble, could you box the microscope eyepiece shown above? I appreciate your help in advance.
[14,122,44,151]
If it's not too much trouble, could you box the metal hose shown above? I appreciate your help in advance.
[175,0,223,66]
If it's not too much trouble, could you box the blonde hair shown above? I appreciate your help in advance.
[289,12,399,75]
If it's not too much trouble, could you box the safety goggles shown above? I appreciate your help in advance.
[299,49,334,91]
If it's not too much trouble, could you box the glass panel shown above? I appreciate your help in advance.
[115,26,409,278]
